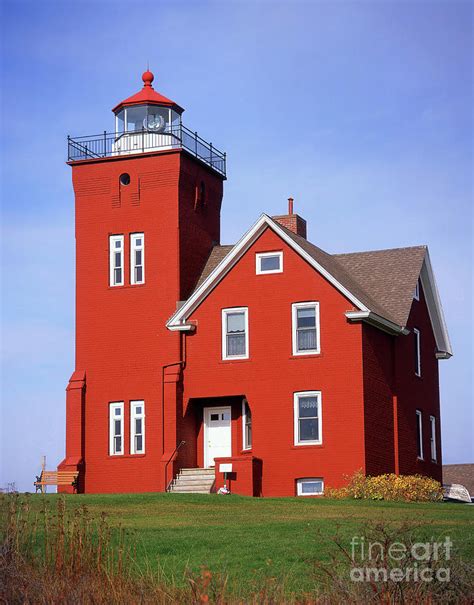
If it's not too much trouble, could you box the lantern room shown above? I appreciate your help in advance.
[112,70,183,135]
[111,70,183,155]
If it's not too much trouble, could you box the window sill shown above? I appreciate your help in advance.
[240,448,252,455]
[107,454,146,459]
[108,284,146,291]
[291,443,323,450]
[220,358,251,364]
[289,353,322,360]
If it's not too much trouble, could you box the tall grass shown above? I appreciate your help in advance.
[1,494,472,604]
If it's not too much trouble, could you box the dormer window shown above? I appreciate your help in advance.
[256,252,283,274]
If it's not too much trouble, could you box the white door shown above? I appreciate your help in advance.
[204,407,232,467]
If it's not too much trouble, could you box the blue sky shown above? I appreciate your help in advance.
[1,0,472,491]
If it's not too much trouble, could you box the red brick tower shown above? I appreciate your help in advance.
[58,71,226,493]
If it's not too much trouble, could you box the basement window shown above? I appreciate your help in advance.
[296,478,324,496]
[109,402,124,455]
[256,251,283,274]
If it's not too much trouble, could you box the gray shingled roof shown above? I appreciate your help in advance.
[192,227,427,328]
[333,246,426,327]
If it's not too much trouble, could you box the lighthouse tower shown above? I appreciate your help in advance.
[58,71,226,493]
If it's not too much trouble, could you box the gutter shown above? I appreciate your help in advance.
[345,310,410,336]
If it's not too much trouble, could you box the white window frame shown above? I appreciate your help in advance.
[414,280,420,301]
[130,400,145,455]
[296,477,324,496]
[294,391,322,446]
[130,233,145,285]
[109,235,124,287]
[416,409,424,460]
[242,398,252,450]
[109,402,124,456]
[430,415,437,462]
[414,328,421,377]
[222,307,249,360]
[256,251,283,275]
[292,302,321,356]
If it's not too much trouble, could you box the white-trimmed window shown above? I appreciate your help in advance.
[292,302,320,355]
[256,251,283,274]
[414,328,421,377]
[109,402,124,455]
[222,307,249,360]
[109,235,124,286]
[430,415,437,462]
[130,400,145,454]
[414,280,420,300]
[294,391,322,445]
[130,233,145,285]
[296,477,324,496]
[416,410,424,460]
[242,399,252,450]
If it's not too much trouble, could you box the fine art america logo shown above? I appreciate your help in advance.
[350,536,453,583]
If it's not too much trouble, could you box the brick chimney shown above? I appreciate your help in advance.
[272,197,307,239]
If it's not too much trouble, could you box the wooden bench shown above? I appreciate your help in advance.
[34,470,79,493]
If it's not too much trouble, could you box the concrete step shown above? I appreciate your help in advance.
[167,467,216,494]
[175,473,215,480]
[175,475,214,483]
[169,484,214,493]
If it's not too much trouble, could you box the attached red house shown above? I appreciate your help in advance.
[58,72,452,497]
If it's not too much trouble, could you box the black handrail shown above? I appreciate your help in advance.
[67,124,226,177]
[165,440,186,492]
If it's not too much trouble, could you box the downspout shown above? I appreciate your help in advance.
[161,331,187,455]
[391,335,400,475]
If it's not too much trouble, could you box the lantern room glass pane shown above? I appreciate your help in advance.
[116,110,125,134]
[126,106,147,132]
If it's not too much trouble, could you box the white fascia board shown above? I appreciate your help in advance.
[345,310,408,335]
[419,251,453,358]
[167,214,369,329]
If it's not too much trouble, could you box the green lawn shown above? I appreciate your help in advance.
[13,493,474,595]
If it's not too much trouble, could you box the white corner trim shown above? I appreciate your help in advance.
[345,310,409,335]
[166,214,369,329]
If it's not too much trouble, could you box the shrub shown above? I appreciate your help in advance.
[325,470,444,502]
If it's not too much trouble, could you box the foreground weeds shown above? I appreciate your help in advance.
[0,494,472,604]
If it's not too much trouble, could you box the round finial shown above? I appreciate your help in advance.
[142,69,154,87]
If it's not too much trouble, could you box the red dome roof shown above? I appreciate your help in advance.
[112,70,184,114]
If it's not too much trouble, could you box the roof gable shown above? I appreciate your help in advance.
[167,214,452,357]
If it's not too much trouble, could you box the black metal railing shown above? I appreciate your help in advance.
[67,124,226,177]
